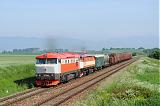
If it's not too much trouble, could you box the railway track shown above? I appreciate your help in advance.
[0,57,139,106]
[0,88,38,103]
[40,58,138,106]
[0,87,50,106]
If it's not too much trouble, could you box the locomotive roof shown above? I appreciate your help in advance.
[36,52,80,59]
[86,54,106,57]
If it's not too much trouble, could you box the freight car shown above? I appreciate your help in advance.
[109,52,132,65]
[87,54,110,69]
[35,52,132,87]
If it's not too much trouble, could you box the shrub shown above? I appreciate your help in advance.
[132,52,137,56]
[148,48,160,60]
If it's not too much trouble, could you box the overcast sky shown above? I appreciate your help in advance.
[0,0,159,50]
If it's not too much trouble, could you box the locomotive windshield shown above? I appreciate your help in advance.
[36,59,46,64]
[36,58,57,64]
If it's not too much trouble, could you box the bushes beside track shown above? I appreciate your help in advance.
[0,64,35,98]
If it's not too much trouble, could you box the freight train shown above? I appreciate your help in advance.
[35,52,132,87]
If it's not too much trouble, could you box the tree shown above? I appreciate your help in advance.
[102,48,105,51]
[132,52,137,56]
[138,47,145,50]
[148,48,160,59]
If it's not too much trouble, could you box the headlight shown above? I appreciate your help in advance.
[36,74,41,77]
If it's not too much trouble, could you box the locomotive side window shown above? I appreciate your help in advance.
[58,59,61,63]
[76,59,79,62]
[65,60,67,64]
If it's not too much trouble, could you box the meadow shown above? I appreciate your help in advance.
[0,55,36,67]
[74,57,160,106]
[0,55,36,98]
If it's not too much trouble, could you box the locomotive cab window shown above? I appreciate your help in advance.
[36,59,46,64]
[36,58,57,64]
[47,58,57,64]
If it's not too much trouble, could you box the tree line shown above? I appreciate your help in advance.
[143,48,160,60]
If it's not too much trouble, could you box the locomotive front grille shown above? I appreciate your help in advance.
[36,66,54,73]
[36,73,60,80]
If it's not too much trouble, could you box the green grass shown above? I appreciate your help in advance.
[75,85,160,106]
[0,55,36,67]
[0,64,35,98]
[130,57,160,84]
[146,57,160,64]
[136,68,159,84]
[0,55,36,98]
[73,57,160,106]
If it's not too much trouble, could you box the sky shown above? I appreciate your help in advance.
[0,0,159,50]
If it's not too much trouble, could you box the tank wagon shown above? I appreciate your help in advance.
[35,52,132,87]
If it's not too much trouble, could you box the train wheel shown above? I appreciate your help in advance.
[65,75,68,82]
[79,72,83,78]
[61,75,68,83]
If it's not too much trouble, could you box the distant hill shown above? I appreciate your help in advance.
[0,35,158,51]
[0,36,87,51]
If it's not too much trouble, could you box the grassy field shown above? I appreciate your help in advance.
[0,55,36,67]
[0,55,36,98]
[73,57,160,106]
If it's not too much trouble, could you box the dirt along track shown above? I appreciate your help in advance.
[0,57,139,106]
